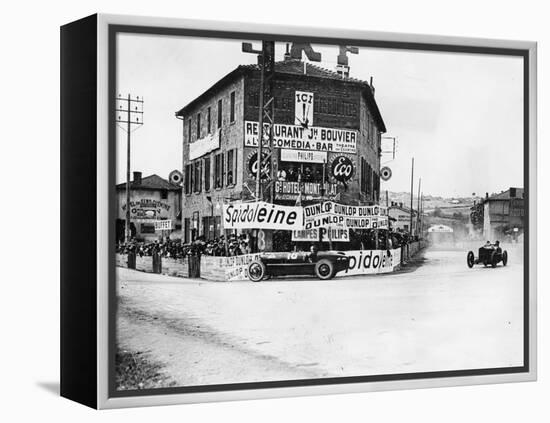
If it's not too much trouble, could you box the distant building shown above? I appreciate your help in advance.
[388,202,418,234]
[482,187,524,240]
[116,172,182,242]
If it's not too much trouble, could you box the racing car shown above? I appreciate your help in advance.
[467,241,508,268]
[247,249,350,281]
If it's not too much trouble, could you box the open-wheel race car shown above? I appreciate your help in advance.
[467,242,508,268]
[247,250,350,282]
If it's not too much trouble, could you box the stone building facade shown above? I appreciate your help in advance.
[115,172,182,242]
[176,57,386,246]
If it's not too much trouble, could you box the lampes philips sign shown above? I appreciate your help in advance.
[244,121,357,154]
[223,202,304,230]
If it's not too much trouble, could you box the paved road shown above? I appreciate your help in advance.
[116,244,524,388]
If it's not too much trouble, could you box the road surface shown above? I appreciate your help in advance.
[116,244,524,388]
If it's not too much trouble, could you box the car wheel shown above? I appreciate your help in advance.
[502,251,508,266]
[467,251,475,268]
[491,252,498,268]
[315,259,335,280]
[248,261,267,282]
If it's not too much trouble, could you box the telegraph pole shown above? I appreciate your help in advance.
[242,41,275,202]
[116,94,144,243]
[409,157,414,237]
[417,177,421,236]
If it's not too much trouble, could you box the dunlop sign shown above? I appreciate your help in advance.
[244,121,357,154]
[303,201,388,229]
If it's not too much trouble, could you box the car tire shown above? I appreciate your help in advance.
[248,260,267,282]
[467,251,475,268]
[491,252,498,268]
[315,259,335,280]
[502,250,508,266]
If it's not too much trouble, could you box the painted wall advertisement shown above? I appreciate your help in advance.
[274,181,337,201]
[244,121,357,154]
[121,199,171,220]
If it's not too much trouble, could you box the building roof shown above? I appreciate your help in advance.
[175,59,386,132]
[116,174,182,191]
[485,187,524,202]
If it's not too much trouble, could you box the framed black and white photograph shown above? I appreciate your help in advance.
[60,13,537,409]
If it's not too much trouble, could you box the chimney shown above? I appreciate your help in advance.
[133,171,142,185]
[510,187,516,198]
[485,192,489,200]
[284,43,291,61]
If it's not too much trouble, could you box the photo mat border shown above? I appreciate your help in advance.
[97,14,536,408]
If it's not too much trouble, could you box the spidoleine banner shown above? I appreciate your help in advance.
[223,201,388,231]
[204,249,401,281]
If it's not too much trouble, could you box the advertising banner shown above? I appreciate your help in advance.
[244,121,357,154]
[274,181,337,201]
[336,248,401,277]
[224,253,261,281]
[223,201,304,230]
[291,227,350,242]
[154,220,172,231]
[303,201,388,229]
[189,129,220,160]
[280,149,327,163]
[212,249,401,281]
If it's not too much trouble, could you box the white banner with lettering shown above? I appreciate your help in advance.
[244,121,357,154]
[223,201,304,230]
[292,227,350,242]
[303,201,389,229]
[210,249,401,281]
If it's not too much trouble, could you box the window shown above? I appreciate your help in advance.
[197,113,201,139]
[185,164,192,194]
[160,189,168,199]
[214,154,221,188]
[187,118,192,142]
[204,156,211,191]
[230,91,235,122]
[217,98,222,128]
[207,106,211,134]
[193,160,202,193]
[214,153,224,189]
[227,149,235,186]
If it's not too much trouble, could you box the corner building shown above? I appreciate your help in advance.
[176,57,387,246]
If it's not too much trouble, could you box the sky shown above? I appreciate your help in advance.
[116,33,524,197]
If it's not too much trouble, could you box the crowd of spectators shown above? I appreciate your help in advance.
[116,228,419,260]
[116,234,251,259]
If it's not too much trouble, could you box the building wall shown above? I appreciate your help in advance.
[389,207,417,233]
[483,198,525,239]
[243,73,381,206]
[116,188,181,241]
[179,70,384,242]
[180,76,245,241]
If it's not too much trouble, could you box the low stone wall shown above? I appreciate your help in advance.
[401,240,428,263]
[116,253,189,278]
[117,242,426,282]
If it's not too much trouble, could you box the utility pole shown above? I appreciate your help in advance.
[409,157,414,237]
[242,41,276,202]
[417,177,421,237]
[116,94,144,243]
